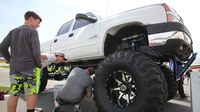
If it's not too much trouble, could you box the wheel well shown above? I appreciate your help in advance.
[104,25,148,56]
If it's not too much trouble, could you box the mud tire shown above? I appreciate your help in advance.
[94,51,166,112]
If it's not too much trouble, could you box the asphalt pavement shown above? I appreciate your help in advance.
[0,64,192,112]
[0,65,10,87]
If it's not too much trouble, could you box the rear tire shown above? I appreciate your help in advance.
[94,51,166,112]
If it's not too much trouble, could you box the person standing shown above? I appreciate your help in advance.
[177,76,186,99]
[0,11,42,112]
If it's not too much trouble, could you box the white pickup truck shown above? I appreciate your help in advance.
[41,3,195,112]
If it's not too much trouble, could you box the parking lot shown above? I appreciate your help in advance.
[0,64,192,112]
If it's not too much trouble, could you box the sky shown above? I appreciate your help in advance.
[0,0,199,52]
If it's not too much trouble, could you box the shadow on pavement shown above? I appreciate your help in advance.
[19,88,191,112]
[164,101,191,112]
[20,89,98,112]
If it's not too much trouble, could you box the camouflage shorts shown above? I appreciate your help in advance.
[9,67,41,96]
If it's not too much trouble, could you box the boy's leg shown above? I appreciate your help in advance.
[8,72,23,112]
[177,79,186,98]
[25,94,37,110]
[7,96,19,112]
[24,67,41,110]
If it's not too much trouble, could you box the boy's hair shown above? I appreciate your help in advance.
[24,11,42,22]
[86,67,95,76]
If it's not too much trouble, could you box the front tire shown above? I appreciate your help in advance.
[94,51,166,112]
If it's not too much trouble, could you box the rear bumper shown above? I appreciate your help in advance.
[152,39,192,61]
[146,22,193,61]
[146,22,191,40]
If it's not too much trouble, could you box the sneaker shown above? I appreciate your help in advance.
[35,107,44,112]
[74,104,82,112]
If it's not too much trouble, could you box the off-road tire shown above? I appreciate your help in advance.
[39,67,48,92]
[94,51,166,112]
[160,65,178,101]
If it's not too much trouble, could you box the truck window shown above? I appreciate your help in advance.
[57,20,73,36]
[73,19,90,30]
[73,12,97,30]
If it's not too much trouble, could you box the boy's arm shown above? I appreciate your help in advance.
[0,33,11,62]
[31,30,42,68]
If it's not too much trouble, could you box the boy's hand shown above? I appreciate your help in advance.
[41,54,47,61]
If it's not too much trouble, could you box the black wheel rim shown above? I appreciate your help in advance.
[106,70,136,107]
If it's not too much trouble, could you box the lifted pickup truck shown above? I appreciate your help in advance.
[41,3,196,112]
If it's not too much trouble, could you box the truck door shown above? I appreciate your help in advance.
[66,12,100,60]
[50,20,73,59]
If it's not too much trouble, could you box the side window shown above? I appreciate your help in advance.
[73,19,90,30]
[57,20,73,36]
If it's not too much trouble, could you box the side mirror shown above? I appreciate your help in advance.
[76,13,97,23]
